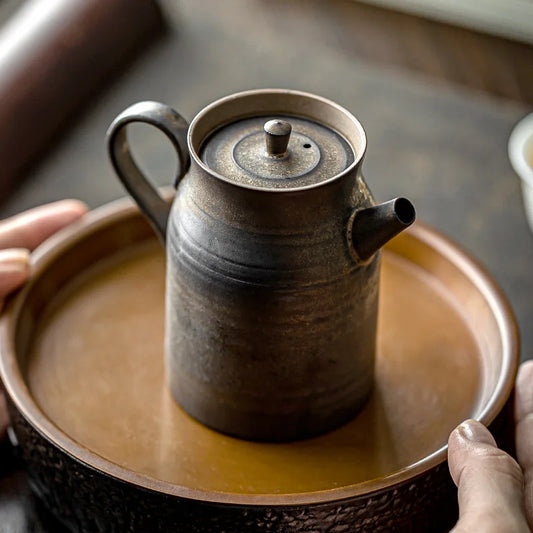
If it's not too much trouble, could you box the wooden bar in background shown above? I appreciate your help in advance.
[0,0,165,199]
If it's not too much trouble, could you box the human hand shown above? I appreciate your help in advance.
[448,360,533,532]
[0,200,87,440]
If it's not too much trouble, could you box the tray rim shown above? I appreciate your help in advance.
[0,195,519,506]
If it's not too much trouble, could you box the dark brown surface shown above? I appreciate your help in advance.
[260,0,533,105]
[0,0,531,530]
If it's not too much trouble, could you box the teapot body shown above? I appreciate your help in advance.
[107,89,415,441]
[166,160,378,440]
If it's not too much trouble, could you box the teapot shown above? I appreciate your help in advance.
[107,89,415,441]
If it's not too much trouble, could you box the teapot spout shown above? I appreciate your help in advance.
[350,197,416,261]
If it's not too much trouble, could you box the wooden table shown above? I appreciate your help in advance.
[0,1,531,530]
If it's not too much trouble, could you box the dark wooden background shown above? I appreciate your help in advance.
[0,1,532,531]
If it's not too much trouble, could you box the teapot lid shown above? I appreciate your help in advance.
[200,115,354,189]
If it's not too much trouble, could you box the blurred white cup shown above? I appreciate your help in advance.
[509,112,533,233]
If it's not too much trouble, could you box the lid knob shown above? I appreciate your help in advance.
[264,119,292,158]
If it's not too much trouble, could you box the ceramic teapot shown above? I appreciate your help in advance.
[107,89,415,441]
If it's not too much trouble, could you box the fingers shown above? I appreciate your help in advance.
[515,359,533,530]
[0,200,87,299]
[0,200,88,442]
[0,200,88,251]
[0,249,30,301]
[448,419,529,533]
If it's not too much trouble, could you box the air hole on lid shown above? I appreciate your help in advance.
[303,143,311,148]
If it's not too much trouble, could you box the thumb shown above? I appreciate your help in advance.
[448,419,529,532]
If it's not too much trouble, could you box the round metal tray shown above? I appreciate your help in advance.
[0,198,518,532]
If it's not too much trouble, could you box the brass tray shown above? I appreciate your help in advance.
[0,198,518,532]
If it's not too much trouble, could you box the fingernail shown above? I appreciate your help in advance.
[455,419,496,446]
[0,248,30,273]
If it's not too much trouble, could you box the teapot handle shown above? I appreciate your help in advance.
[106,101,191,244]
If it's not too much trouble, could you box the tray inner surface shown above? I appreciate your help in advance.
[25,239,480,495]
